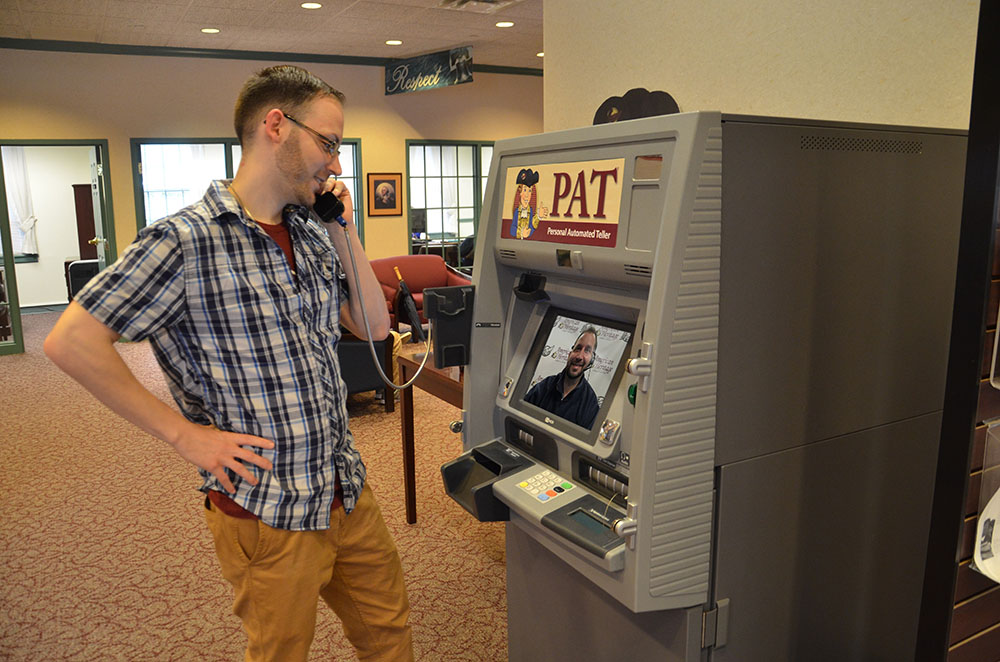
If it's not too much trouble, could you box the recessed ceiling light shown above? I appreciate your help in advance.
[301,2,322,8]
[536,52,544,57]
[386,39,403,46]
[201,28,220,34]
[495,21,514,28]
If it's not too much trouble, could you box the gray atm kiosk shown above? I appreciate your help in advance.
[439,112,966,660]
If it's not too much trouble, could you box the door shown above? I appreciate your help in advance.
[0,176,25,355]
[0,140,116,355]
[89,146,108,269]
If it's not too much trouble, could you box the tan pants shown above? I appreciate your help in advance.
[204,483,413,662]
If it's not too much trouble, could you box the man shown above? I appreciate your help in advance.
[524,326,601,428]
[374,181,395,208]
[44,65,413,661]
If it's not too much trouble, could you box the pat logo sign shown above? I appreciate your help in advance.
[500,158,624,247]
[384,46,473,96]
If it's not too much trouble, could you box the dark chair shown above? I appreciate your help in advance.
[458,235,475,272]
[0,270,10,342]
[337,330,394,413]
[67,259,100,299]
[453,236,475,277]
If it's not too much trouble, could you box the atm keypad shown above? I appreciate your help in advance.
[518,469,574,502]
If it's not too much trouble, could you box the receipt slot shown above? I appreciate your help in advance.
[441,112,966,660]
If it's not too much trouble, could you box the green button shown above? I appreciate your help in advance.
[628,383,637,405]
[561,482,573,490]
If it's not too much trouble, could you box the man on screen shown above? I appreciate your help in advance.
[524,326,601,428]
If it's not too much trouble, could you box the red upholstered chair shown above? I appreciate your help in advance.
[369,254,472,331]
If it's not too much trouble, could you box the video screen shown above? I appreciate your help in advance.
[515,310,634,432]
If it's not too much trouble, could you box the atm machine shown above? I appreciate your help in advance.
[437,112,966,661]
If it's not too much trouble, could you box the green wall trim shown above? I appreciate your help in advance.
[0,37,391,67]
[0,38,543,76]
[473,64,543,77]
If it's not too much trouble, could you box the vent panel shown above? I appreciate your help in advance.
[625,264,652,278]
[800,135,922,154]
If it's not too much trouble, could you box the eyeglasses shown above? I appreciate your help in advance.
[282,112,341,158]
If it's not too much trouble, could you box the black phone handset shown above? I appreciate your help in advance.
[314,191,347,227]
[313,189,431,390]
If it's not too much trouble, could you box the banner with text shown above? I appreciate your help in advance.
[385,46,473,96]
[500,158,625,248]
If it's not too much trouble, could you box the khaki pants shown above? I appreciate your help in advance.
[204,483,413,661]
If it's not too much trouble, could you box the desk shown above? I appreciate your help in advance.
[398,354,463,524]
[411,239,460,267]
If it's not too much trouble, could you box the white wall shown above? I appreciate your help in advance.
[12,146,95,307]
[543,0,979,131]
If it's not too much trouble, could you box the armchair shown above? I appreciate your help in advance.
[369,254,472,331]
[337,330,394,413]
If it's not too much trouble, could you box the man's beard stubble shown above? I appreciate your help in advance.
[276,137,316,209]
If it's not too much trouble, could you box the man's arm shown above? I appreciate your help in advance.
[321,180,391,340]
[44,302,273,492]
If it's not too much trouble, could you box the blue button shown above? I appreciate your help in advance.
[538,494,549,502]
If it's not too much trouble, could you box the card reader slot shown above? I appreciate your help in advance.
[505,418,559,468]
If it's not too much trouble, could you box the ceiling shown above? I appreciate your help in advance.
[0,0,544,70]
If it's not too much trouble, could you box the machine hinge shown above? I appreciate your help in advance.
[701,598,729,650]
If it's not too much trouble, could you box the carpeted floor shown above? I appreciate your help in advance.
[0,313,507,661]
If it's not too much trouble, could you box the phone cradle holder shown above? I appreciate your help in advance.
[424,285,475,369]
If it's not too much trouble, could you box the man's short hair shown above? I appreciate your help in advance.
[234,65,346,146]
[575,326,599,355]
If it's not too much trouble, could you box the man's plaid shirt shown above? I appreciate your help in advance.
[76,180,366,531]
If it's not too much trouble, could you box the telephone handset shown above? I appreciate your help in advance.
[314,191,347,227]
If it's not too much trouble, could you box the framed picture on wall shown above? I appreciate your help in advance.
[367,173,403,216]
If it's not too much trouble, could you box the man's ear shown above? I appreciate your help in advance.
[261,108,285,144]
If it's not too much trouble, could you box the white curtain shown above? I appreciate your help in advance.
[1,146,38,255]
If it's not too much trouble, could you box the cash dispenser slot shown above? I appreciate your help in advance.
[576,454,629,509]
[441,440,533,521]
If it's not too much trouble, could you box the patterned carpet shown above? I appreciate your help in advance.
[0,313,507,661]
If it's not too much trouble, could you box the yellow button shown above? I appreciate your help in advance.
[519,481,529,488]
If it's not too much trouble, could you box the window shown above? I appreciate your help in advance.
[335,140,365,242]
[1,146,36,259]
[131,139,364,240]
[132,139,238,228]
[407,141,493,249]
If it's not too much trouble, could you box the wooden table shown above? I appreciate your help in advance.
[398,354,464,524]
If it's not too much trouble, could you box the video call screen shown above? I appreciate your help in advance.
[517,311,633,432]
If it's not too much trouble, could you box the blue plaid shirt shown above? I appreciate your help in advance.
[76,180,366,531]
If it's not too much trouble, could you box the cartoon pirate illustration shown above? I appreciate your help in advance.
[511,168,549,239]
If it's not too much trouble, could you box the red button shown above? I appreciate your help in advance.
[546,490,557,497]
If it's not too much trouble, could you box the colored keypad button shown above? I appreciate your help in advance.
[518,470,576,504]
